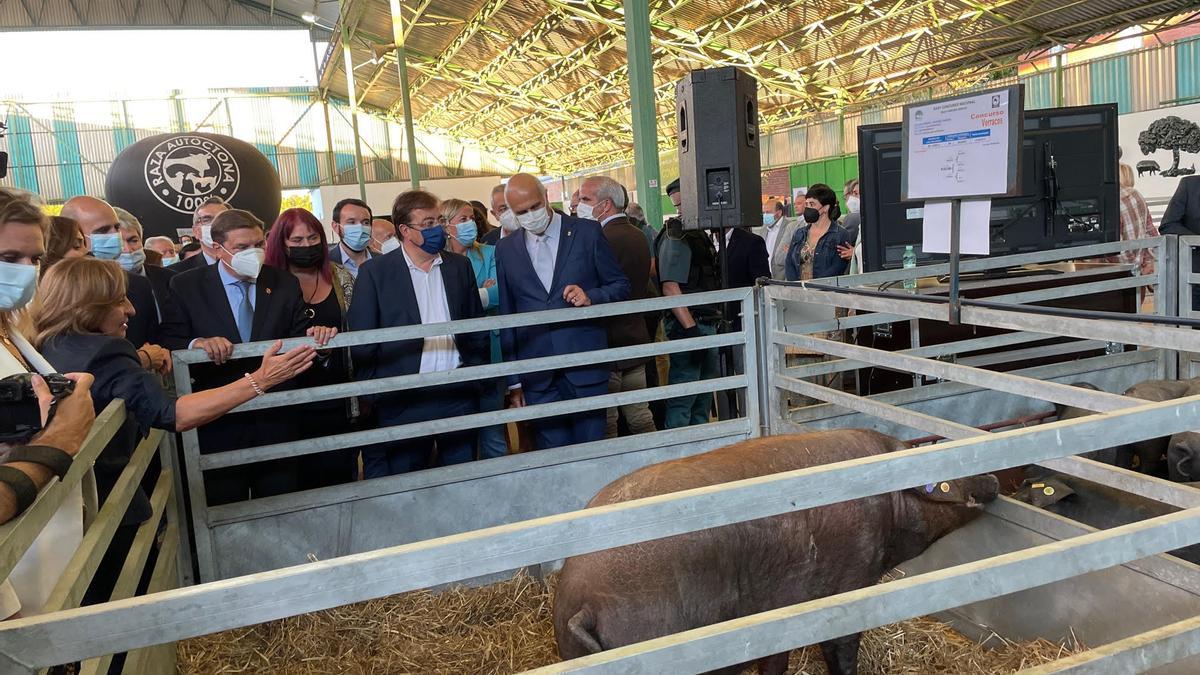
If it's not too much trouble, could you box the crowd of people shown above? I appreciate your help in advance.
[3,158,1179,622]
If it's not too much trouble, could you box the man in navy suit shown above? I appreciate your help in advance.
[1160,175,1200,310]
[327,197,376,279]
[347,190,488,477]
[495,173,631,450]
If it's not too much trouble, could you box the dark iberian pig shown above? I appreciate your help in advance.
[552,429,999,675]
[1051,379,1198,474]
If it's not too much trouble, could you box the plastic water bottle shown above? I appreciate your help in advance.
[902,245,917,292]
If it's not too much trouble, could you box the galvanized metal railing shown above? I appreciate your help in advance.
[0,401,181,675]
[172,288,763,583]
[1180,235,1200,379]
[0,238,1197,673]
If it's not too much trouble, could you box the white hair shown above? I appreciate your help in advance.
[583,175,628,210]
[144,235,175,250]
[114,207,142,237]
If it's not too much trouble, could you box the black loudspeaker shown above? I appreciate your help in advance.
[0,151,7,180]
[675,67,761,230]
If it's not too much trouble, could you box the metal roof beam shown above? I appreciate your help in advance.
[392,0,513,111]
[356,0,436,106]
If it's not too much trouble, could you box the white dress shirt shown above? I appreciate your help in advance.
[401,246,461,374]
[524,213,563,293]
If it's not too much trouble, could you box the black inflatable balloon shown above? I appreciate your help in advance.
[105,132,282,240]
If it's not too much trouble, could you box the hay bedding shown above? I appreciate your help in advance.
[177,572,1081,674]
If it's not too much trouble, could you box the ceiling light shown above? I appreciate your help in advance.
[302,11,318,23]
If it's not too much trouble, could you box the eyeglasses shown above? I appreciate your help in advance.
[407,217,447,230]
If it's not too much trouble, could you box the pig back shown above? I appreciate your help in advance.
[554,430,901,658]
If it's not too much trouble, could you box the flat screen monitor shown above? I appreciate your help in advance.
[858,103,1119,272]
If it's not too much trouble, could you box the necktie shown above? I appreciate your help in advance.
[533,236,553,293]
[235,280,254,343]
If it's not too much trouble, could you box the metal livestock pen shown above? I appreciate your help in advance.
[0,236,1198,673]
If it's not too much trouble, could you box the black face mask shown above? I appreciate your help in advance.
[287,243,324,269]
[803,207,821,224]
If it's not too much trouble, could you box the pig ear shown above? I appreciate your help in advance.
[1168,433,1200,482]
[1015,477,1075,508]
[909,480,969,504]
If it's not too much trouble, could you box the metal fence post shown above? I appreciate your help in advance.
[1158,235,1179,380]
[742,288,763,437]
[171,354,217,582]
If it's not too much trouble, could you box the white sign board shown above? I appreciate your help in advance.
[901,86,1023,201]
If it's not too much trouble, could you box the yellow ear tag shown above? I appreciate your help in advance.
[1043,487,1055,496]
[939,482,951,493]
[1031,483,1045,489]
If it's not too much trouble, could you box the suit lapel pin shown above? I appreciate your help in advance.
[264,287,272,295]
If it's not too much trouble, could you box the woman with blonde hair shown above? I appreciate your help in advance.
[1115,163,1160,288]
[31,257,318,604]
[441,197,506,459]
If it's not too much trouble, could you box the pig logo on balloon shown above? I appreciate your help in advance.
[144,135,241,214]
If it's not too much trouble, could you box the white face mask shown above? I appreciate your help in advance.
[846,196,860,214]
[200,225,214,247]
[517,207,551,235]
[379,237,401,254]
[224,246,265,280]
[576,202,595,221]
[499,209,519,233]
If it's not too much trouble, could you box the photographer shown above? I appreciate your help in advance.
[0,187,96,620]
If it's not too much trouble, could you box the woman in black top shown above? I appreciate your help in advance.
[31,257,316,604]
[264,208,358,488]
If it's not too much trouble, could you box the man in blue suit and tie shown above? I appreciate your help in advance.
[495,173,631,450]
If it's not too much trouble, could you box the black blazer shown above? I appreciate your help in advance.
[1161,176,1200,308]
[172,250,211,274]
[720,227,770,330]
[346,248,487,405]
[124,271,159,349]
[162,263,311,454]
[721,227,771,289]
[141,264,178,337]
[41,333,174,525]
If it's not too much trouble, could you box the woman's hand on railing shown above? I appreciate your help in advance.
[252,340,317,391]
[306,326,338,347]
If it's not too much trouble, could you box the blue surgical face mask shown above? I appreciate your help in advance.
[118,248,146,273]
[417,225,446,255]
[0,261,38,311]
[762,212,776,227]
[162,255,179,267]
[341,223,371,252]
[90,232,122,260]
[454,220,478,247]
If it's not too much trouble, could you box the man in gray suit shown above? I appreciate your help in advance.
[757,201,799,280]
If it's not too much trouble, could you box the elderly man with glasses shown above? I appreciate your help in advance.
[347,190,489,477]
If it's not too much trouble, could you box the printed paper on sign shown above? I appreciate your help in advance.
[921,199,990,255]
[905,89,1013,200]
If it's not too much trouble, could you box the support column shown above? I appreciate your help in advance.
[1054,49,1066,108]
[340,10,369,201]
[390,0,422,189]
[623,0,662,229]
